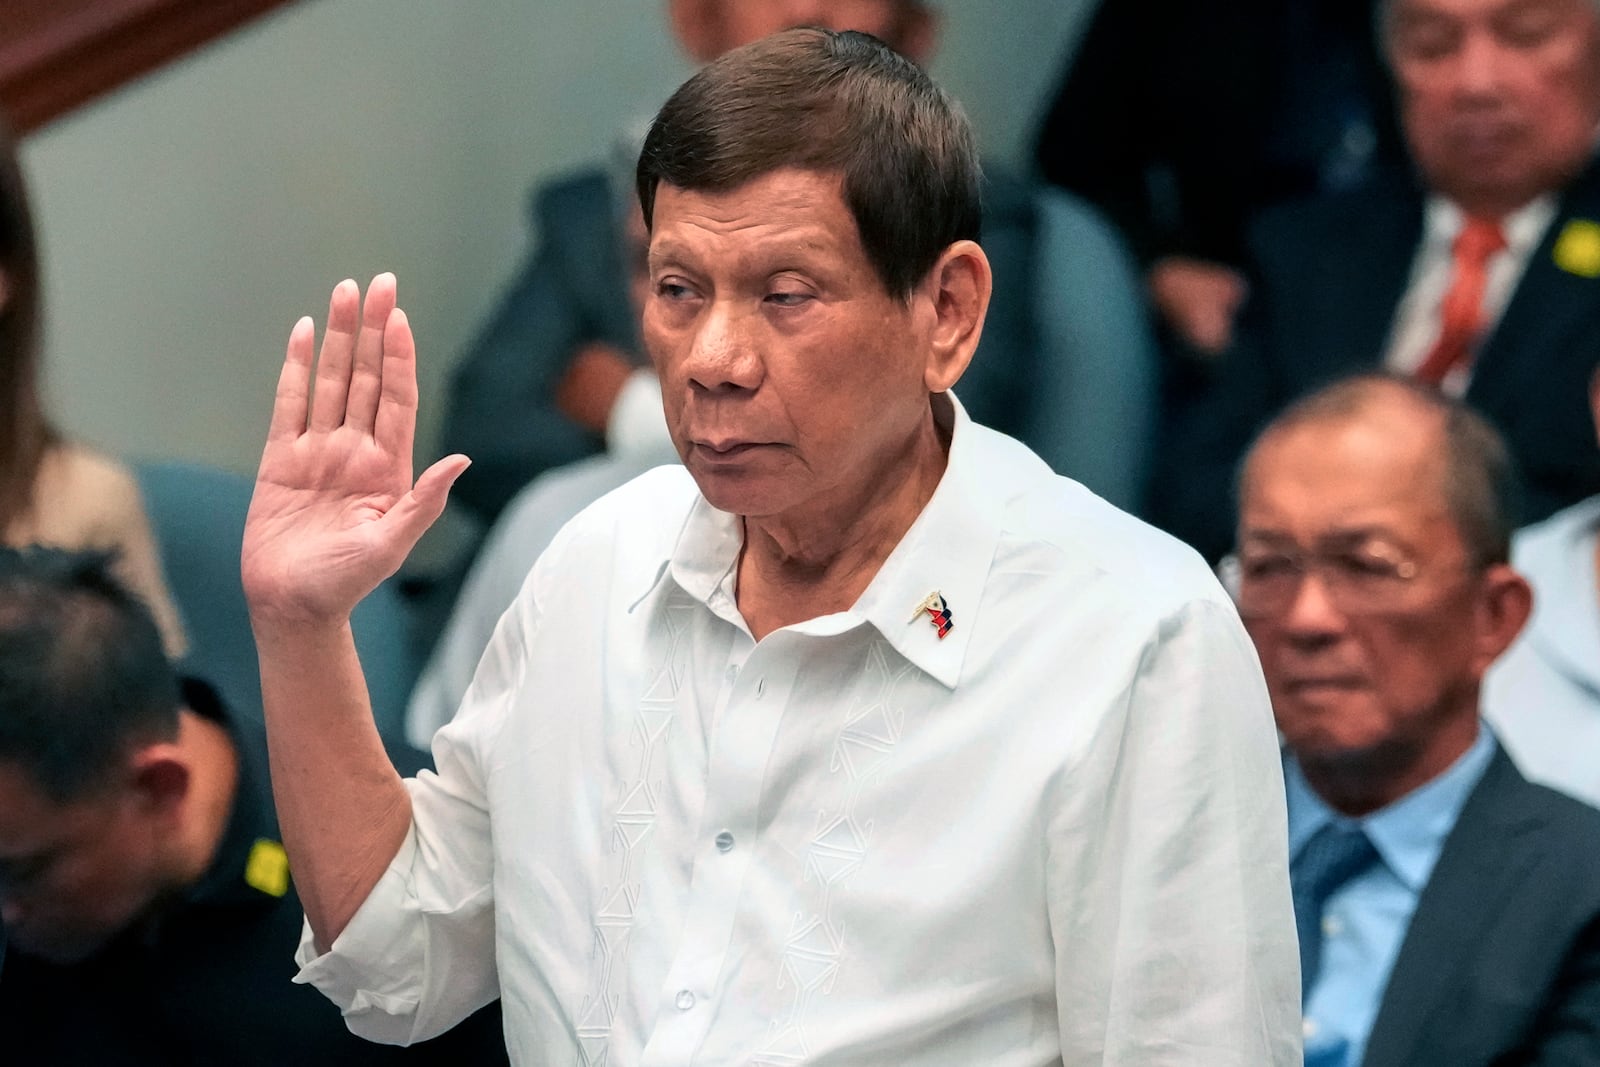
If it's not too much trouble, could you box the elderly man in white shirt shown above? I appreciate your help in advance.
[241,29,1300,1065]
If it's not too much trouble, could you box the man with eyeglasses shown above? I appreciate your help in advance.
[1233,373,1600,1067]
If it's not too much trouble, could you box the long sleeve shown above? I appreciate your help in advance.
[295,573,539,1044]
[1046,596,1301,1064]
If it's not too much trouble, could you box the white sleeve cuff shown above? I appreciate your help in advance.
[293,828,427,1046]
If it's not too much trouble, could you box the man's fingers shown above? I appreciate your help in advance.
[309,279,361,432]
[267,316,316,442]
[346,273,397,434]
[374,308,420,460]
[380,454,471,557]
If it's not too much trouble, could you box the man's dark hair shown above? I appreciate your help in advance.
[0,546,180,801]
[636,27,982,300]
[1237,373,1523,567]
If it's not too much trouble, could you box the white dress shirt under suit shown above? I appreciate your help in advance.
[298,398,1300,1065]
[1383,195,1557,395]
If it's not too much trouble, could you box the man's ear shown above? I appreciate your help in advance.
[1471,564,1534,676]
[668,0,725,64]
[128,745,191,820]
[921,240,991,395]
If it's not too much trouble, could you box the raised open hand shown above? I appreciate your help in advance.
[242,274,468,626]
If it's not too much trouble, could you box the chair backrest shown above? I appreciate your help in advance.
[1024,185,1157,513]
[134,460,417,736]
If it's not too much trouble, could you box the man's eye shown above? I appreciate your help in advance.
[1334,552,1400,580]
[655,281,693,301]
[1496,0,1565,46]
[765,291,811,307]
[1239,555,1298,581]
[1394,18,1462,60]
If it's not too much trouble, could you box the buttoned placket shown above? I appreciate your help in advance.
[638,614,801,1064]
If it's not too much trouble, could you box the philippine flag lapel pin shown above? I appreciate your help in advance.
[910,591,954,640]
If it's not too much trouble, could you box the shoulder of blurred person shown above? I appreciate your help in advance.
[7,440,188,659]
[439,163,642,523]
[1483,493,1600,808]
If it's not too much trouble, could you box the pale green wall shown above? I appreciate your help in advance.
[19,0,1089,477]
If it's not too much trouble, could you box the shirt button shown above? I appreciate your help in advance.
[715,830,735,852]
[725,664,738,683]
[675,989,695,1011]
[1304,1018,1319,1039]
[755,677,766,698]
[1322,915,1343,938]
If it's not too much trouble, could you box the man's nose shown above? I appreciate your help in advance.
[684,303,764,394]
[1280,569,1349,643]
[1451,29,1511,99]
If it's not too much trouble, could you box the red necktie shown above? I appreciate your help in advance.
[1414,215,1507,385]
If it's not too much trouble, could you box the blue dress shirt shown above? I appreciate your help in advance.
[1286,725,1497,1067]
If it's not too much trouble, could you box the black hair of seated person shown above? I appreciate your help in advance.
[0,545,180,802]
[635,26,981,301]
[0,119,51,529]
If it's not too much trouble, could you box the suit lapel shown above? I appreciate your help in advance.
[1470,160,1600,407]
[1307,177,1424,387]
[1360,749,1545,1067]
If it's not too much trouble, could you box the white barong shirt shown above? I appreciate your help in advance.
[298,398,1299,1065]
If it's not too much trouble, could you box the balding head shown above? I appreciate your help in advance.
[1239,374,1519,567]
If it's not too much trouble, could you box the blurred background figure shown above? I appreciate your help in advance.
[0,546,508,1065]
[1234,375,1600,1067]
[0,120,186,658]
[1155,0,1600,562]
[1484,365,1600,808]
[1033,0,1398,360]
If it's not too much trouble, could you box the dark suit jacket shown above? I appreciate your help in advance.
[1360,746,1600,1066]
[1156,163,1600,561]
[1034,0,1397,268]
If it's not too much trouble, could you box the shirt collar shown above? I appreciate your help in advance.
[1286,723,1498,892]
[638,392,1000,689]
[1422,194,1558,259]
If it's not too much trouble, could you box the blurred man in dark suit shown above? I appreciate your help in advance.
[1236,375,1600,1067]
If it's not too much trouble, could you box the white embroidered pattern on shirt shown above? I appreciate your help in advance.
[754,640,915,1065]
[576,597,694,1067]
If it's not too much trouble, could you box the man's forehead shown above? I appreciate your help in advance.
[648,172,859,260]
[1391,0,1595,23]
[1242,417,1454,530]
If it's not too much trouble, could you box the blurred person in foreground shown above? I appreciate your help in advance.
[242,29,1297,1064]
[1234,374,1600,1066]
[0,547,507,1065]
